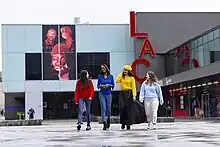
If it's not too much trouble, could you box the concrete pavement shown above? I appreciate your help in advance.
[1,120,220,147]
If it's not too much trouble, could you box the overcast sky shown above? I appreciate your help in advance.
[0,0,219,71]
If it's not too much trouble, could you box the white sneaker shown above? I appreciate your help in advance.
[147,122,151,129]
[152,124,156,130]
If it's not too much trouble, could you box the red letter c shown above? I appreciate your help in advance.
[131,58,151,83]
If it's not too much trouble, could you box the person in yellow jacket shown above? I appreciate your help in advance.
[115,65,137,130]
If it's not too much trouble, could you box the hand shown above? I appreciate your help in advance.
[133,97,136,102]
[100,84,106,88]
[105,84,112,88]
[89,98,92,100]
[76,103,78,105]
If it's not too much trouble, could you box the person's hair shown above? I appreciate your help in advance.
[122,70,134,78]
[79,70,90,88]
[100,64,110,75]
[145,71,158,86]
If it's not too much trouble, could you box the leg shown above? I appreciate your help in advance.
[85,99,91,130]
[151,100,159,129]
[78,99,84,124]
[106,94,112,129]
[119,92,126,129]
[77,99,84,130]
[144,100,151,123]
[99,93,107,122]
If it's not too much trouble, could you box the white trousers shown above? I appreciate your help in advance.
[144,99,159,124]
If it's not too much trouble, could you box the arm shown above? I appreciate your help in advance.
[111,75,115,89]
[115,73,122,83]
[139,83,145,103]
[156,84,164,105]
[131,77,137,97]
[74,81,80,104]
[89,80,94,100]
[97,75,101,89]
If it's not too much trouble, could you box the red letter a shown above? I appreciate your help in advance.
[139,39,156,57]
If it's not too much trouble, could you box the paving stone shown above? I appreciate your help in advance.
[0,119,42,127]
[1,120,220,147]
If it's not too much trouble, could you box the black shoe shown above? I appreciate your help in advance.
[107,119,110,129]
[121,124,125,130]
[86,126,91,131]
[127,125,131,130]
[77,125,81,131]
[103,121,107,130]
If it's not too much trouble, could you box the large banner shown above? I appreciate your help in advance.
[42,25,76,80]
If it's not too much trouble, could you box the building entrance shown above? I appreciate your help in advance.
[43,92,76,120]
[201,94,210,117]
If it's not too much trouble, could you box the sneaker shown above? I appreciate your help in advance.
[147,122,151,129]
[152,124,156,130]
[77,125,81,131]
[86,126,91,131]
[121,124,125,130]
[103,121,107,130]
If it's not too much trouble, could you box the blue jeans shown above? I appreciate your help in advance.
[78,98,91,126]
[99,92,112,122]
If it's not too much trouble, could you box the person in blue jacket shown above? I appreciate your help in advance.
[97,64,115,130]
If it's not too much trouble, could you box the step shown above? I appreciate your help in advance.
[0,119,42,127]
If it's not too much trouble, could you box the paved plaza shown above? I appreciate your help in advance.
[1,120,220,147]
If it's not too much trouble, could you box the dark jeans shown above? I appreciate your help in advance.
[99,92,112,122]
[78,98,91,126]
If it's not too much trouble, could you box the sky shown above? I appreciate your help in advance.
[0,0,219,71]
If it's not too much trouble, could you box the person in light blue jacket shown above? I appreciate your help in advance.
[139,71,164,130]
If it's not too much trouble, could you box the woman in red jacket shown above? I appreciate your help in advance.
[74,70,94,131]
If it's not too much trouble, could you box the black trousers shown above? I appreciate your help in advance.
[119,90,134,125]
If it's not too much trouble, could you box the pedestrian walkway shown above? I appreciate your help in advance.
[1,121,220,146]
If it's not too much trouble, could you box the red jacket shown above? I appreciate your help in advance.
[74,80,94,104]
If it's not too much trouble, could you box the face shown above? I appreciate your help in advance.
[47,29,56,40]
[61,27,71,39]
[146,73,150,80]
[123,69,128,75]
[101,65,106,73]
[86,72,89,78]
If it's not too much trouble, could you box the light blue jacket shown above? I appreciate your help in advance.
[139,82,164,105]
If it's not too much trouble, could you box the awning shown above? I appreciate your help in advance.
[160,61,220,86]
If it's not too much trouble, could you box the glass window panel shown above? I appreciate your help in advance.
[198,46,204,67]
[203,35,208,44]
[213,38,220,51]
[198,37,203,46]
[208,32,214,42]
[203,44,210,66]
[208,41,214,51]
[26,53,42,80]
[77,52,110,79]
[214,29,220,39]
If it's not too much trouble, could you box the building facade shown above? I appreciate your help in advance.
[2,24,134,120]
[2,12,220,120]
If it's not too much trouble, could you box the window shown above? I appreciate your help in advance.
[214,29,220,39]
[203,35,208,44]
[77,52,110,79]
[25,53,42,80]
[207,32,214,42]
[198,37,203,46]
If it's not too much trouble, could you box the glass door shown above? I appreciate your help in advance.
[201,94,210,117]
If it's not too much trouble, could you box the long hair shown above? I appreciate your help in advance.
[122,70,134,78]
[145,71,158,86]
[100,64,110,75]
[79,70,90,88]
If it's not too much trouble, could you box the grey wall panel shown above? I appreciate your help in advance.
[136,12,220,53]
